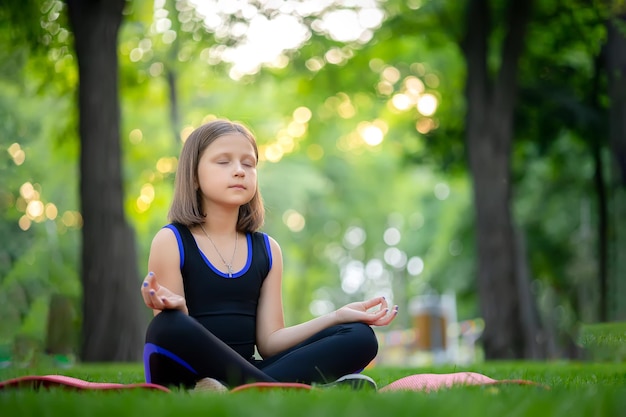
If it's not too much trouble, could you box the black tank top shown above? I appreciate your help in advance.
[165,223,272,360]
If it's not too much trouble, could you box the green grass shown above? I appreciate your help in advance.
[579,321,626,362]
[1,361,626,417]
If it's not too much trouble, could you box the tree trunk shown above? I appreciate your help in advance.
[514,227,547,358]
[462,0,533,358]
[66,0,144,361]
[591,106,609,323]
[607,15,626,186]
[165,0,181,145]
[606,13,626,320]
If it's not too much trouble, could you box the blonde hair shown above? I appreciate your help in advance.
[168,119,265,232]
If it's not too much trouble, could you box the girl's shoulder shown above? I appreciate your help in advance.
[153,222,182,238]
[149,225,184,266]
[151,223,191,249]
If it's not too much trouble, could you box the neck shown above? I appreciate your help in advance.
[201,206,240,236]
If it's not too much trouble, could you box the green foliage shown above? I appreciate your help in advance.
[0,0,45,51]
[0,0,79,354]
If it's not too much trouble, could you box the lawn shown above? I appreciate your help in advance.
[1,360,625,417]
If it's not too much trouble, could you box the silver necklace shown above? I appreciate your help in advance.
[199,224,238,277]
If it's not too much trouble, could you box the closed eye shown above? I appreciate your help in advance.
[242,159,256,167]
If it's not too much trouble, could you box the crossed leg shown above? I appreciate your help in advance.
[144,309,378,388]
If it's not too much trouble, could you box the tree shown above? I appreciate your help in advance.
[606,10,626,319]
[66,0,144,361]
[462,0,534,358]
[607,14,626,187]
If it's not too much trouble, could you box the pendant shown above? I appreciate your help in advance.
[227,265,233,278]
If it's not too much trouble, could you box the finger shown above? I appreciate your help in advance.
[141,293,153,308]
[141,273,159,305]
[145,272,160,291]
[148,288,165,310]
[373,305,399,326]
[141,278,153,306]
[161,295,186,311]
[369,305,394,325]
[361,296,387,311]
[141,273,154,293]
[363,307,389,324]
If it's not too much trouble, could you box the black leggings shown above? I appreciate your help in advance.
[143,310,378,388]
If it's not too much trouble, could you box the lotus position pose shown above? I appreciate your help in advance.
[140,119,398,390]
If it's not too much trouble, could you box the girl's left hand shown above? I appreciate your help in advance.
[335,296,398,327]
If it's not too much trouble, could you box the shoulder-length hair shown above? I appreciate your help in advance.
[168,119,265,233]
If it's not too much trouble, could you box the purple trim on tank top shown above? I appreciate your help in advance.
[164,224,184,269]
[262,233,272,270]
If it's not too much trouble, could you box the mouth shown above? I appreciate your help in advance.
[229,185,246,190]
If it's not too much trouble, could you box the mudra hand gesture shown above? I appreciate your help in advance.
[335,296,398,327]
[141,272,188,314]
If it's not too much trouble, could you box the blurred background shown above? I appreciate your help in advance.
[1,0,625,368]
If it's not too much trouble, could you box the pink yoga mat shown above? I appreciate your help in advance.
[0,372,546,393]
[379,371,546,392]
[0,374,171,393]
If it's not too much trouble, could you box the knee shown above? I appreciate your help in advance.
[346,323,378,359]
[145,309,197,344]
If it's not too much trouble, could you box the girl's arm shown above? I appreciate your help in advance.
[255,237,397,358]
[140,227,188,316]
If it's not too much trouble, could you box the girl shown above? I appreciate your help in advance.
[140,119,398,390]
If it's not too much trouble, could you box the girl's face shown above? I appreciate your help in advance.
[196,133,258,209]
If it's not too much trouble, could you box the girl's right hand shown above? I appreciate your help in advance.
[141,272,188,314]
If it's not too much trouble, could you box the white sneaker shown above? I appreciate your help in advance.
[192,377,228,393]
[320,374,377,391]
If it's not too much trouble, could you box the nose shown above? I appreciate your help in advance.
[234,162,245,176]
